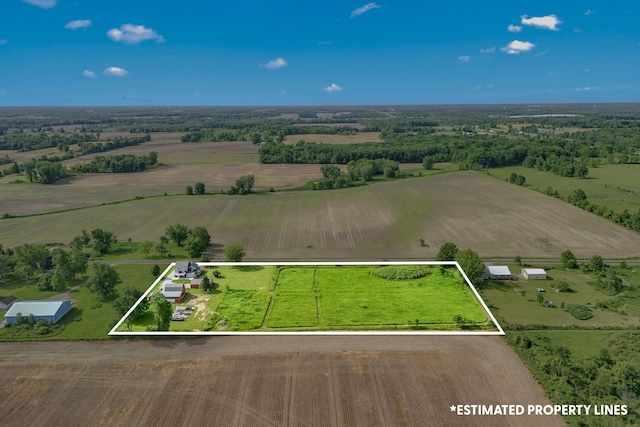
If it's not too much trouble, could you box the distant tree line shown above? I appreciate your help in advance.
[19,152,158,184]
[71,152,158,174]
[312,159,403,190]
[546,187,640,234]
[0,131,96,151]
[77,134,151,155]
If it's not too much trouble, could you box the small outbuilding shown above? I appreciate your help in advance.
[0,295,18,310]
[485,265,512,280]
[4,300,73,325]
[189,278,202,289]
[522,268,547,280]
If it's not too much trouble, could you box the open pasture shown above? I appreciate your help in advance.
[128,264,493,332]
[490,164,640,213]
[2,172,640,258]
[0,337,563,426]
[283,132,382,145]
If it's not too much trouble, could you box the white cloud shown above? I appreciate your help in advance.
[81,70,96,79]
[107,24,165,44]
[521,15,562,31]
[103,67,128,77]
[318,41,333,45]
[262,58,288,70]
[584,68,590,72]
[65,20,92,30]
[350,3,382,19]
[584,9,594,16]
[21,0,56,8]
[323,83,343,93]
[508,24,522,33]
[501,40,536,54]
[0,39,7,45]
[576,86,598,92]
[458,55,470,63]
[480,47,495,54]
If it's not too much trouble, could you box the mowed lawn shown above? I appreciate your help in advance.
[315,267,489,327]
[489,164,640,213]
[3,171,640,259]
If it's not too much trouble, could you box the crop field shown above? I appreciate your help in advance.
[124,264,494,332]
[3,171,640,259]
[283,131,382,145]
[0,337,564,426]
[489,164,640,213]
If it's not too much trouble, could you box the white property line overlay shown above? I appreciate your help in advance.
[109,261,505,336]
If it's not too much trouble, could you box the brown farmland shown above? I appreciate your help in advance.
[0,336,563,426]
[2,171,639,259]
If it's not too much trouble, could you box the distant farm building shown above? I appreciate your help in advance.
[174,261,202,278]
[0,295,18,310]
[522,268,547,280]
[485,266,512,280]
[161,282,186,303]
[189,278,202,289]
[4,300,73,325]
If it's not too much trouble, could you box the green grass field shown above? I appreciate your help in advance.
[489,164,640,213]
[123,264,495,332]
[479,264,640,328]
[0,264,156,340]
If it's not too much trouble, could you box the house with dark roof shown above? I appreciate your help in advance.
[173,261,202,278]
[0,295,17,310]
[4,300,73,325]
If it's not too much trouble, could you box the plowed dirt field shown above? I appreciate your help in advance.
[0,336,563,426]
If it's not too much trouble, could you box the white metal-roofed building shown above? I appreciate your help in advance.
[485,266,512,280]
[522,268,547,280]
[4,300,73,325]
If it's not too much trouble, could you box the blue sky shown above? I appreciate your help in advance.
[0,0,638,105]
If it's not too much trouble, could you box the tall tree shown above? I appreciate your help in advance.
[113,286,149,331]
[14,243,48,285]
[138,240,154,258]
[560,249,578,269]
[165,223,190,247]
[69,249,88,279]
[194,182,206,195]
[90,228,117,254]
[150,292,172,331]
[456,248,484,285]
[51,248,71,278]
[86,262,121,299]
[224,245,246,262]
[436,242,459,261]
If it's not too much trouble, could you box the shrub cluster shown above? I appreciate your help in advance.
[373,265,429,280]
[566,304,593,320]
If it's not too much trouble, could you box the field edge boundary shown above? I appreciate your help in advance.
[108,261,505,336]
